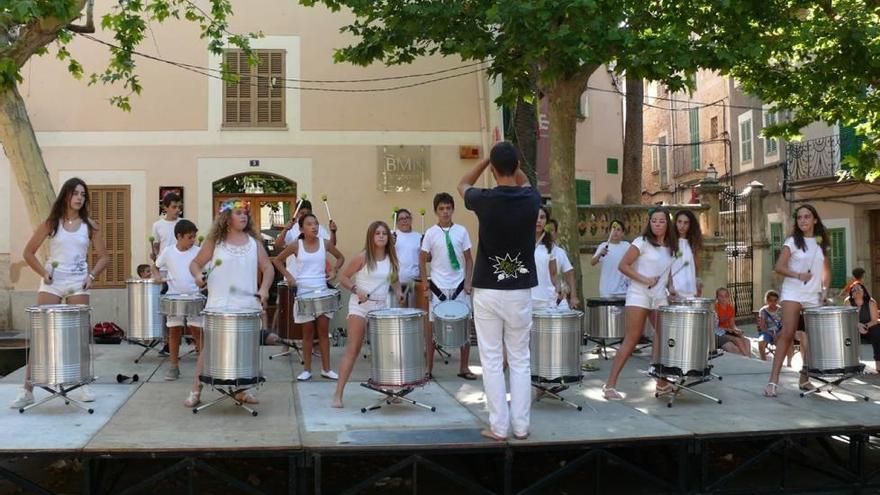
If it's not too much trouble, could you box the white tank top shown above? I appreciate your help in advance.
[206,236,260,310]
[48,221,90,274]
[296,238,326,289]
[355,256,391,301]
[672,238,697,296]
[531,239,556,303]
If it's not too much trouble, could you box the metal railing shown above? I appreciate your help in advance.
[786,133,860,181]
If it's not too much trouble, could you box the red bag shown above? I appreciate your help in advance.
[93,321,124,338]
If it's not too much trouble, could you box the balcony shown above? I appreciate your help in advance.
[786,134,857,182]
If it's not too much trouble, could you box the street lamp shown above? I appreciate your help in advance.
[706,163,718,182]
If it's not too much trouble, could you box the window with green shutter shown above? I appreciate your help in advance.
[827,228,847,288]
[576,179,591,206]
[770,222,783,265]
[606,158,619,174]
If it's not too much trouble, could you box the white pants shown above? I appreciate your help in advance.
[473,288,532,438]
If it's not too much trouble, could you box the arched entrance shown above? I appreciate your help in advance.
[212,173,297,256]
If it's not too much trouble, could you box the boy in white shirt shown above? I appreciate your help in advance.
[393,208,422,306]
[419,193,476,380]
[151,192,182,262]
[151,219,203,381]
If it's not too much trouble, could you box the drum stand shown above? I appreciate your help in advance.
[194,377,265,417]
[123,338,165,364]
[800,368,871,401]
[585,337,651,360]
[359,381,436,413]
[649,368,722,408]
[531,379,593,412]
[268,338,304,364]
[19,379,96,415]
[434,343,453,364]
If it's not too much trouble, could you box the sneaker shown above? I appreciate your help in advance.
[9,389,34,409]
[320,369,339,380]
[164,367,180,381]
[297,370,312,381]
[159,344,170,356]
[76,385,95,402]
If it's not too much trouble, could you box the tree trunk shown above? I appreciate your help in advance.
[0,84,55,226]
[621,76,644,204]
[513,97,538,186]
[545,69,594,300]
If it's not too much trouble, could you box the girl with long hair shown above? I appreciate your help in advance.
[332,221,404,408]
[671,210,703,298]
[846,283,880,374]
[531,206,560,309]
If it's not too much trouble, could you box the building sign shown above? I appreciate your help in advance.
[377,146,431,192]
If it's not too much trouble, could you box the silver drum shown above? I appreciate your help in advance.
[433,300,470,348]
[160,293,206,318]
[668,297,716,356]
[586,297,626,339]
[127,279,165,341]
[803,306,862,373]
[657,306,711,375]
[368,308,427,387]
[27,305,92,386]
[296,287,341,317]
[531,309,584,382]
[202,309,263,381]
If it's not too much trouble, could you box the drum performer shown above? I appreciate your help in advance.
[764,204,829,397]
[185,199,274,407]
[150,219,203,381]
[847,283,880,374]
[419,193,476,381]
[590,220,630,297]
[12,178,109,408]
[393,208,421,307]
[602,207,678,400]
[546,219,579,310]
[332,221,404,408]
[273,213,345,381]
[460,141,541,441]
[670,210,703,298]
[531,206,561,311]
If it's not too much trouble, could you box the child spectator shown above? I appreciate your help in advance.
[137,264,151,279]
[714,287,752,357]
[757,290,793,364]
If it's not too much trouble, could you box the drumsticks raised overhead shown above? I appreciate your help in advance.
[321,193,332,221]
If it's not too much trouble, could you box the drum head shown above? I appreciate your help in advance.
[434,301,469,320]
[163,293,206,302]
[201,308,263,317]
[369,308,425,319]
[26,304,90,314]
[298,287,340,300]
[533,308,584,319]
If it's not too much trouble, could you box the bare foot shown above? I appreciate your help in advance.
[331,396,343,408]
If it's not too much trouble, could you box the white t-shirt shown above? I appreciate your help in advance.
[152,218,179,254]
[629,236,674,289]
[421,224,471,289]
[780,236,825,304]
[156,244,200,295]
[394,230,422,284]
[532,241,557,304]
[594,240,631,297]
[553,245,573,274]
[672,238,698,297]
[283,224,331,274]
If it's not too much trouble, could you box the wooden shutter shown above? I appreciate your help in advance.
[828,228,847,289]
[223,49,285,128]
[88,186,131,288]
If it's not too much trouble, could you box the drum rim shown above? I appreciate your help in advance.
[26,304,90,313]
[532,308,584,318]
[367,308,426,318]
[658,305,711,314]
[201,309,263,317]
[668,297,715,304]
[125,278,163,285]
[298,288,341,300]
[161,293,206,301]
[434,300,470,318]
[803,306,857,315]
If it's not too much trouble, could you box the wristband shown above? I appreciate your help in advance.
[88,273,96,281]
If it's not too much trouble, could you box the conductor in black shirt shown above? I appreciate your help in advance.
[459,141,541,441]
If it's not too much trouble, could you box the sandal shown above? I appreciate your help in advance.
[480,430,507,442]
[581,362,600,372]
[184,390,201,407]
[798,381,816,392]
[763,382,778,397]
[602,384,623,401]
[513,432,530,440]
[655,382,673,395]
[235,391,259,404]
[457,372,478,380]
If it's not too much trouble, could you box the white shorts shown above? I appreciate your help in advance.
[429,289,470,322]
[625,284,668,310]
[292,299,335,324]
[166,316,204,328]
[38,271,89,298]
[348,297,387,319]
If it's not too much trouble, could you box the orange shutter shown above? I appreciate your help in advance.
[88,186,131,288]
[223,49,285,128]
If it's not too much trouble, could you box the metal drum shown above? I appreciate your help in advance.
[657,306,711,376]
[296,287,341,317]
[433,300,470,348]
[669,297,716,357]
[202,309,263,381]
[127,279,165,341]
[367,308,427,387]
[803,306,862,373]
[586,297,626,339]
[531,309,584,382]
[160,293,206,317]
[27,305,92,386]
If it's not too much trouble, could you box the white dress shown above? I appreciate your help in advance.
[205,236,260,311]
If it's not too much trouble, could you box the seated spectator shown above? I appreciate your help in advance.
[714,287,752,357]
[757,290,793,364]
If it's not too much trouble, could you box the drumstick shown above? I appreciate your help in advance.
[48,261,58,281]
[648,250,681,290]
[321,193,332,221]
[392,206,399,234]
[803,235,823,285]
[419,208,426,233]
[670,260,691,278]
[202,259,222,279]
[197,235,205,247]
[292,194,306,219]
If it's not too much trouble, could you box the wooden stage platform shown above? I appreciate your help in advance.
[2,339,880,494]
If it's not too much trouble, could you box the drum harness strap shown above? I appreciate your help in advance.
[429,280,465,302]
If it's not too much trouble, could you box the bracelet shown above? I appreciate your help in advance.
[88,273,96,281]
[350,284,357,293]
